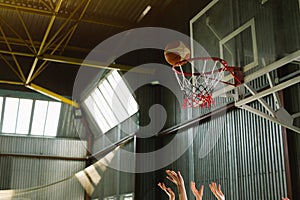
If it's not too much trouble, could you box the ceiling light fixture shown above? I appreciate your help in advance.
[137,5,152,22]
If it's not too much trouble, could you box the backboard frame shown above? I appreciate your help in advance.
[189,0,300,134]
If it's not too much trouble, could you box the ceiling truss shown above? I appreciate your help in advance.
[0,1,132,29]
[0,0,135,108]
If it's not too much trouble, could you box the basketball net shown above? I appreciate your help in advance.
[173,57,242,108]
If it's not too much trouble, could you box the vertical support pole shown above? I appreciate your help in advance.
[81,113,94,200]
[279,91,293,199]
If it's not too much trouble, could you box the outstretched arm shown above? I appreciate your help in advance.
[190,181,204,200]
[166,170,188,200]
[158,182,175,200]
[209,182,225,200]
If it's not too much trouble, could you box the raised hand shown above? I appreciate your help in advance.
[209,182,225,200]
[190,181,204,200]
[282,198,290,200]
[158,182,175,200]
[166,170,188,200]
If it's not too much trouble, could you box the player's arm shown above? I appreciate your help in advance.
[166,170,188,200]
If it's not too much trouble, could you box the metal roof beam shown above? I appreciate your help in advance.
[0,36,98,54]
[60,0,91,53]
[41,54,128,70]
[41,0,87,55]
[0,25,25,81]
[0,54,24,81]
[0,2,131,29]
[30,0,92,82]
[0,14,34,54]
[0,80,23,86]
[0,49,146,72]
[26,83,79,108]
[26,0,63,84]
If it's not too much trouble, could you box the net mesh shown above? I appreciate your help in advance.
[173,58,230,108]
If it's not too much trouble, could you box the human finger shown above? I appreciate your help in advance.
[199,185,204,196]
[158,182,166,190]
[190,181,197,194]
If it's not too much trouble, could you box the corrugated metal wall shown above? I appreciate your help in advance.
[57,103,85,138]
[278,0,300,198]
[91,141,135,199]
[0,157,84,199]
[134,84,164,200]
[284,83,300,199]
[153,98,286,200]
[0,136,86,199]
[0,90,88,199]
[0,136,86,157]
[193,105,286,200]
[92,115,137,199]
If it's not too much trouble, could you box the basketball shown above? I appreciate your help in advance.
[164,40,190,66]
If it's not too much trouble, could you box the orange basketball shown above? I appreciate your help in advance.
[164,40,190,66]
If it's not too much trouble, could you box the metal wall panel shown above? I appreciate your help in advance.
[176,97,287,200]
[92,142,135,200]
[0,157,85,199]
[0,135,87,157]
[119,142,135,195]
[0,135,86,199]
[57,103,84,138]
[91,115,137,199]
[277,0,300,197]
[121,114,139,138]
[284,83,300,199]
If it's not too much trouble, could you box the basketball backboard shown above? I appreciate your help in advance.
[189,0,300,133]
[190,0,258,75]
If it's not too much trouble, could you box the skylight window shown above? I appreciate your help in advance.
[110,70,138,115]
[84,70,139,133]
[99,79,128,122]
[16,99,33,134]
[84,96,111,133]
[0,97,62,137]
[0,97,2,122]
[31,100,61,136]
[2,97,19,133]
[31,100,48,135]
[44,102,61,136]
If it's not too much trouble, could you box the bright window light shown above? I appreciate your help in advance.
[0,97,3,123]
[0,96,61,137]
[84,96,110,133]
[2,97,19,133]
[84,70,139,133]
[124,197,133,200]
[44,102,61,136]
[16,99,33,134]
[111,70,138,115]
[93,89,118,127]
[99,79,128,122]
[31,100,48,135]
[127,95,139,116]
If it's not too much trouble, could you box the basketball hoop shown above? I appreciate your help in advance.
[172,57,243,109]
